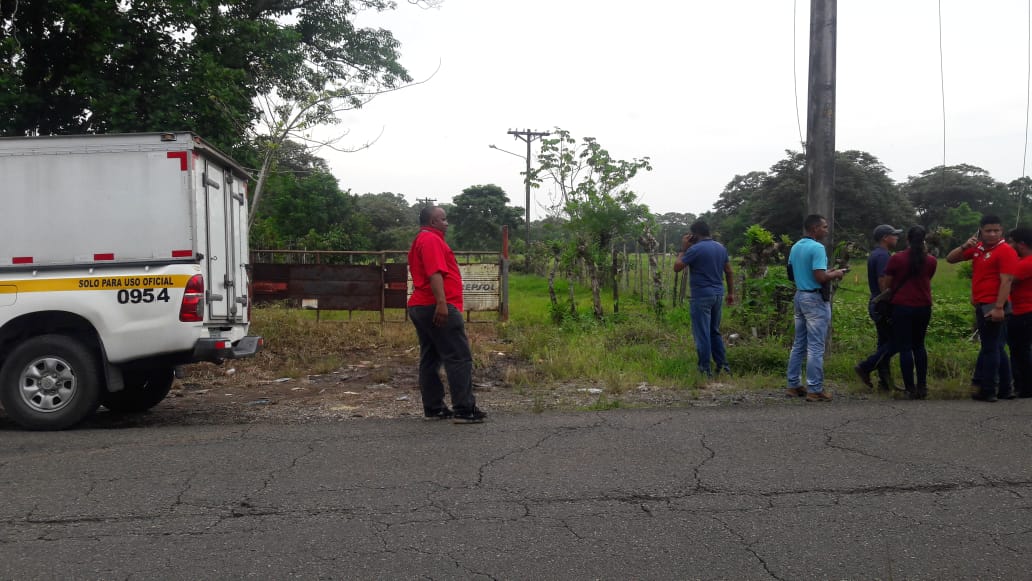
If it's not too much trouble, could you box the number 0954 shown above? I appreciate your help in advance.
[116,288,171,304]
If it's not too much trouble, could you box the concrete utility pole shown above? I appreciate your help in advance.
[506,129,550,270]
[806,0,837,251]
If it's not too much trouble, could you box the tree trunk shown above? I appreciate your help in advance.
[611,243,620,315]
[578,241,603,319]
[637,228,662,315]
[547,254,558,308]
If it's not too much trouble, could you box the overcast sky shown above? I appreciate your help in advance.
[324,0,1032,220]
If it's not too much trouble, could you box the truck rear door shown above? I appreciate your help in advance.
[201,158,239,321]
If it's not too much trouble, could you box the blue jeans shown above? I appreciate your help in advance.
[689,293,728,376]
[787,291,831,393]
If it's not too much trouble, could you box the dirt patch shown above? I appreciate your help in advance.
[60,325,789,429]
[8,325,878,430]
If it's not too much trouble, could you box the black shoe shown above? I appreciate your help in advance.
[452,407,487,424]
[972,392,998,403]
[1019,391,1032,398]
[854,364,874,389]
[999,393,1017,400]
[424,407,454,420]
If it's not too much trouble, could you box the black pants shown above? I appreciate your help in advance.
[890,305,931,393]
[408,304,477,415]
[1007,312,1032,397]
[858,300,894,387]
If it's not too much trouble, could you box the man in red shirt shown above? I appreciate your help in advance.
[1006,227,1032,398]
[946,215,1018,401]
[407,206,486,423]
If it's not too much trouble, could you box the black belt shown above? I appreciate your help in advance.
[799,288,821,293]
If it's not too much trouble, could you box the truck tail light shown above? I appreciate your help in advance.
[180,274,205,322]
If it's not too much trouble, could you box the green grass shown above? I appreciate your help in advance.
[503,259,983,397]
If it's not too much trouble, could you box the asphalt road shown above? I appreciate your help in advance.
[1,399,1030,580]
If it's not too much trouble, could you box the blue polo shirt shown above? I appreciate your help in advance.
[681,239,728,298]
[788,237,827,292]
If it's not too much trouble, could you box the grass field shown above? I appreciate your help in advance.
[244,258,984,403]
[501,260,982,399]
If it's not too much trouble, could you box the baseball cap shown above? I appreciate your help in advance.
[873,224,903,241]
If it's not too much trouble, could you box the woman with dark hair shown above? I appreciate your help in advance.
[882,226,938,399]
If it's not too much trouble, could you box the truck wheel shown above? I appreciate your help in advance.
[102,367,175,413]
[0,335,102,430]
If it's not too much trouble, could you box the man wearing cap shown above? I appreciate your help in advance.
[854,224,902,391]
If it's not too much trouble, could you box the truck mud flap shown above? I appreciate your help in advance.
[192,335,263,363]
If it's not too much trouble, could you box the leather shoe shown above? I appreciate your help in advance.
[805,391,832,402]
[785,386,806,398]
[971,392,998,403]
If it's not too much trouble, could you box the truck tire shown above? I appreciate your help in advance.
[101,367,175,413]
[0,335,102,430]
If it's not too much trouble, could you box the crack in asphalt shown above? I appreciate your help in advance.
[710,514,783,580]
[692,434,717,492]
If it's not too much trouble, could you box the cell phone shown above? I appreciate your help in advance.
[840,267,850,273]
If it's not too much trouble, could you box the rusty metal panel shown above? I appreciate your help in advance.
[406,263,500,312]
[288,280,381,298]
[299,295,382,311]
[290,264,381,281]
[461,263,501,311]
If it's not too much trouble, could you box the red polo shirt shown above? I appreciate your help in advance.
[963,241,1018,304]
[407,227,464,311]
[1010,255,1032,315]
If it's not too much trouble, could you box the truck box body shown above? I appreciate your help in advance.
[0,132,260,429]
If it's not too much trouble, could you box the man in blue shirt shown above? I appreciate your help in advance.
[786,214,848,402]
[855,224,902,391]
[674,220,735,378]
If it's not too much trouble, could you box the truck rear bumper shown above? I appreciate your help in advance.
[192,335,263,363]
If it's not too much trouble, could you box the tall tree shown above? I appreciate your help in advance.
[710,150,915,250]
[902,164,1010,228]
[530,128,652,319]
[448,184,523,250]
[354,192,419,250]
[1,0,431,222]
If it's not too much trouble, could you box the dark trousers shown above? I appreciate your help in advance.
[1007,312,1032,397]
[890,305,931,393]
[858,301,895,387]
[974,306,1012,398]
[408,305,477,415]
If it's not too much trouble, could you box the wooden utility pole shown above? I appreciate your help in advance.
[507,129,550,270]
[806,0,837,250]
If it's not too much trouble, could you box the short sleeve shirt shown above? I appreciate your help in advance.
[884,249,937,307]
[788,237,827,291]
[962,241,1018,304]
[680,239,729,298]
[866,247,890,297]
[1010,255,1032,315]
[407,227,464,311]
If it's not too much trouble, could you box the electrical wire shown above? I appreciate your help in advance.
[793,0,805,152]
[1018,0,1031,227]
[938,0,947,198]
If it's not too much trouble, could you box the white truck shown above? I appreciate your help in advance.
[0,132,261,430]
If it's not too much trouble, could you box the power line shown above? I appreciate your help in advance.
[938,0,948,198]
[1019,0,1031,227]
[793,0,805,152]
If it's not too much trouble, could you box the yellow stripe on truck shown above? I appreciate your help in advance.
[0,275,192,293]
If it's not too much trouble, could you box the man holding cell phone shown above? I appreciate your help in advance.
[946,215,1018,402]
